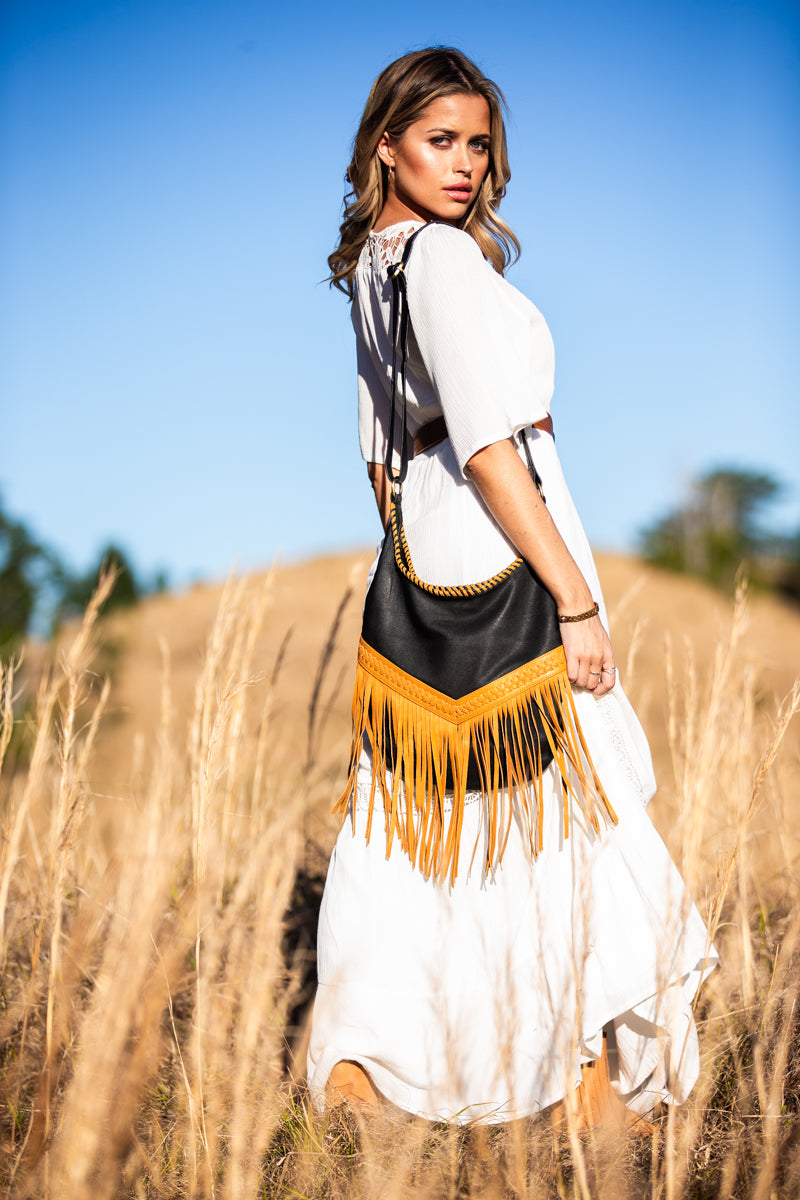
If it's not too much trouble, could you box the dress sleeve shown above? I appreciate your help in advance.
[406,223,554,477]
[357,332,391,465]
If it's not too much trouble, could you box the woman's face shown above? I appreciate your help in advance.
[377,93,492,225]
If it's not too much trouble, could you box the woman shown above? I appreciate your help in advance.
[308,47,715,1127]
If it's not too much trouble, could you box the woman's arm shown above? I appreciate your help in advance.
[367,461,392,529]
[466,438,616,696]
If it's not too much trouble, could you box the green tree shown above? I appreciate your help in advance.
[0,495,151,657]
[0,499,63,653]
[640,468,785,591]
[54,544,141,626]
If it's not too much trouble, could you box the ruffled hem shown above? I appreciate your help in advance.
[309,762,717,1124]
[308,952,716,1124]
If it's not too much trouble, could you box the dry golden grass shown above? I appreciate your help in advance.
[1,550,800,1198]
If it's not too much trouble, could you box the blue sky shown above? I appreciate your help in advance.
[2,0,798,587]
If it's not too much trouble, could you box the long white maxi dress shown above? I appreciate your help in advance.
[307,221,717,1124]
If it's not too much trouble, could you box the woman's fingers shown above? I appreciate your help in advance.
[561,618,616,693]
[588,659,617,696]
[566,652,606,690]
[593,667,616,696]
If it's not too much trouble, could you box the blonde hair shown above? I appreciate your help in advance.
[329,47,520,297]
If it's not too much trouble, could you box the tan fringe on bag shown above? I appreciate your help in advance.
[334,640,618,885]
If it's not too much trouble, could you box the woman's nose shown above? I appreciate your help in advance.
[454,147,472,175]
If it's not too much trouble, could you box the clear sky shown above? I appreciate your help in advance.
[2,0,799,587]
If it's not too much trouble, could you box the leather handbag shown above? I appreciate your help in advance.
[336,226,615,883]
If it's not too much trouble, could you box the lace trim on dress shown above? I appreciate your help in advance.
[594,694,653,807]
[367,222,424,269]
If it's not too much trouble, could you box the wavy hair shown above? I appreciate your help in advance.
[329,47,520,297]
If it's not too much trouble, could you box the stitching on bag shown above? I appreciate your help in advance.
[358,639,568,721]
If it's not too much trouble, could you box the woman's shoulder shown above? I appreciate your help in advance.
[404,224,550,341]
[354,222,499,319]
[410,222,487,264]
[403,223,493,300]
[364,220,486,270]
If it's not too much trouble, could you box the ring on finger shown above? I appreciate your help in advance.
[601,666,616,675]
[588,670,601,676]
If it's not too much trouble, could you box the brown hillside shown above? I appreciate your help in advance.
[66,549,800,864]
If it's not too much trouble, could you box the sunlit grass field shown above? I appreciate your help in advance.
[1,552,799,1198]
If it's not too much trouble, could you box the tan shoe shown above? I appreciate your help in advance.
[550,1034,652,1135]
[325,1060,380,1110]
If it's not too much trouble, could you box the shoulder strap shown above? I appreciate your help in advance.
[518,427,546,501]
[384,223,546,502]
[384,224,428,489]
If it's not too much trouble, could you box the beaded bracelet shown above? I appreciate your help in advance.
[558,601,600,624]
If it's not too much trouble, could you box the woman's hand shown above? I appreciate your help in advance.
[559,614,616,696]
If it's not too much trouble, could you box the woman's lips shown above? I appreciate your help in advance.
[442,186,472,202]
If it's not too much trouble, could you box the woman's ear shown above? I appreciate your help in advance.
[376,132,396,169]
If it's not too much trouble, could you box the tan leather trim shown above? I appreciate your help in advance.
[357,639,568,723]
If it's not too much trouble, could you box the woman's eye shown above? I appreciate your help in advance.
[429,136,489,153]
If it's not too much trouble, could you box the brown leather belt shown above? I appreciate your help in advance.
[412,414,554,457]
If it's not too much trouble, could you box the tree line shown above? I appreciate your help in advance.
[0,493,165,655]
[2,466,798,657]
[639,467,800,599]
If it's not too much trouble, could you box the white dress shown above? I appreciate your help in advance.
[307,221,717,1123]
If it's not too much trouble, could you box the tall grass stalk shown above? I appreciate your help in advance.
[0,571,798,1197]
